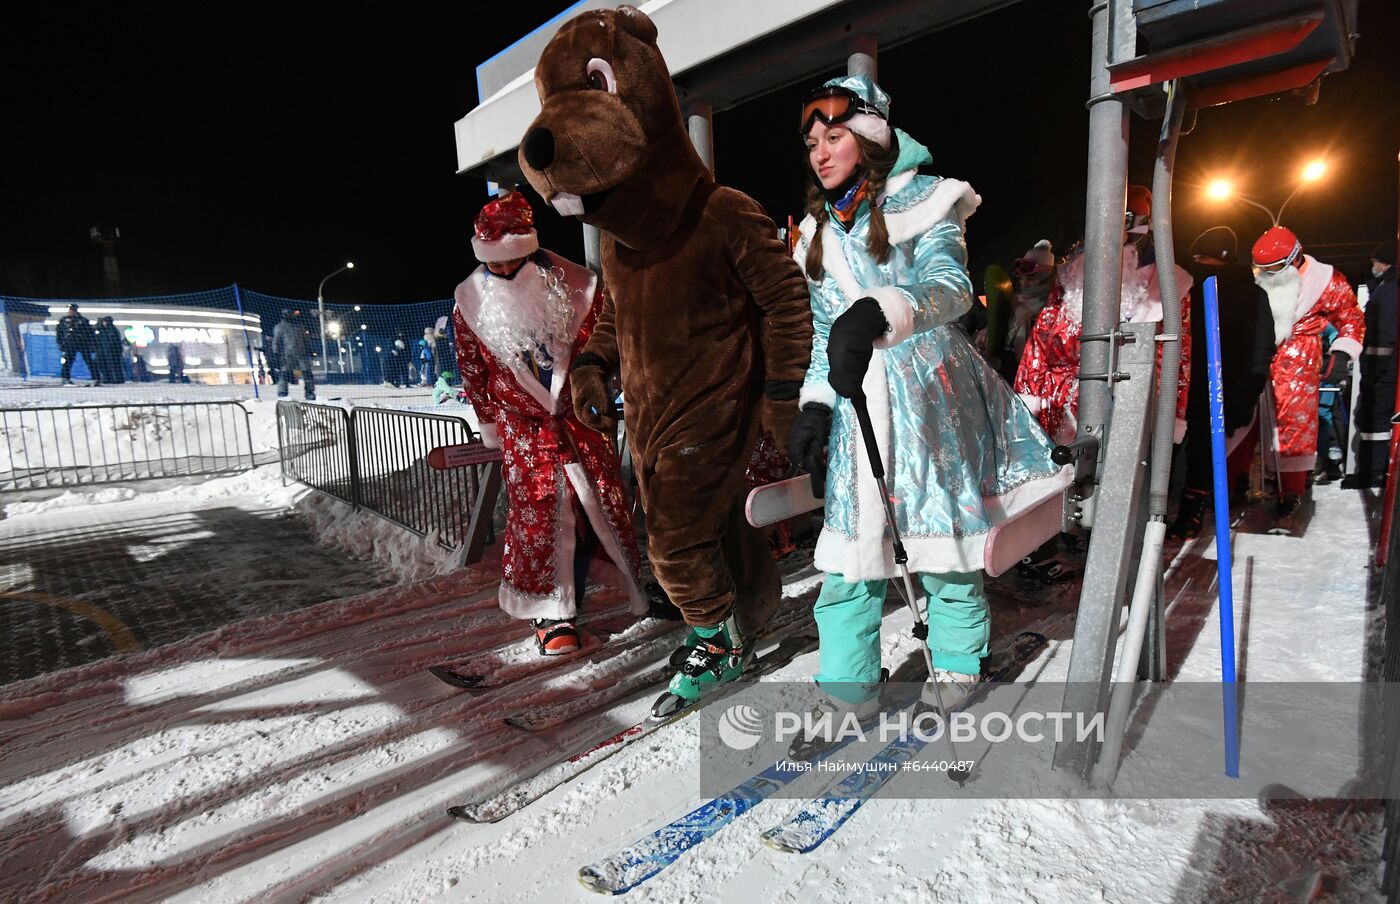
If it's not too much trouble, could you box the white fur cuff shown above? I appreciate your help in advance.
[478,422,500,449]
[1018,393,1043,415]
[866,286,915,348]
[1331,337,1363,361]
[799,380,837,411]
[1174,418,1188,445]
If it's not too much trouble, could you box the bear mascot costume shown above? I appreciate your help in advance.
[518,5,813,717]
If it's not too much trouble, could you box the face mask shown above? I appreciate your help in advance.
[1375,264,1389,278]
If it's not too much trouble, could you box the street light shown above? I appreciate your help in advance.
[316,260,355,374]
[1204,160,1328,226]
[1278,159,1327,223]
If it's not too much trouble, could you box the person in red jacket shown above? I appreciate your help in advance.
[1247,226,1366,529]
[453,191,646,654]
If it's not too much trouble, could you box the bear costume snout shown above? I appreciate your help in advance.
[519,6,681,219]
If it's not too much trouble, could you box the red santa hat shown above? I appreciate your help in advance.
[472,191,539,262]
[1252,226,1303,268]
[1125,185,1152,234]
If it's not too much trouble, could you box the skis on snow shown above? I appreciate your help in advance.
[447,629,820,824]
[575,627,1055,895]
[759,630,1049,854]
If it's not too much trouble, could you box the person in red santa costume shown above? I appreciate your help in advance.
[1012,186,1192,583]
[453,191,646,655]
[1015,185,1193,446]
[1248,225,1366,524]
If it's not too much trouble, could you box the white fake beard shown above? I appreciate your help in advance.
[475,263,578,369]
[1254,265,1302,345]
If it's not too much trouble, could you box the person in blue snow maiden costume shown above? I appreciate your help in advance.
[786,75,1071,743]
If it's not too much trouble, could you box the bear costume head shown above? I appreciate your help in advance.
[518,5,709,251]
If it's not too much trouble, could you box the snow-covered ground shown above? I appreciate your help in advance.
[0,476,1387,902]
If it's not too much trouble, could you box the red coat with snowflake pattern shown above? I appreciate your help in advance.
[1267,261,1365,472]
[453,252,644,620]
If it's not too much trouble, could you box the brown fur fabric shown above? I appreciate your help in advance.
[519,6,812,635]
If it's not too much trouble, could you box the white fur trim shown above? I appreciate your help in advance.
[814,464,1075,579]
[563,462,647,615]
[799,380,837,411]
[478,422,500,449]
[1294,256,1334,323]
[1173,418,1187,445]
[1018,393,1043,415]
[1330,337,1362,360]
[882,170,916,200]
[455,252,597,416]
[819,221,866,301]
[472,230,539,263]
[793,214,817,276]
[498,470,579,621]
[866,285,915,348]
[1224,409,1258,457]
[844,113,890,148]
[884,178,981,246]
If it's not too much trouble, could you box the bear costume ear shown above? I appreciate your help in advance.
[615,5,658,45]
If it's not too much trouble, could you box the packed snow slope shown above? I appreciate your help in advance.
[0,484,1385,902]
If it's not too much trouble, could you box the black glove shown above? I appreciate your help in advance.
[1320,350,1352,382]
[788,402,832,498]
[826,297,889,399]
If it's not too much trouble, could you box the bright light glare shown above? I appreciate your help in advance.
[1206,179,1233,201]
[1302,160,1326,182]
[346,261,355,269]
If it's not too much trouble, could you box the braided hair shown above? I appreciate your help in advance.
[803,132,901,281]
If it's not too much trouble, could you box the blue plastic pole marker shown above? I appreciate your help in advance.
[1203,276,1240,778]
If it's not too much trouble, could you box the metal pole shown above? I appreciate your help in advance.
[1378,147,1400,568]
[232,283,259,400]
[847,35,877,80]
[317,291,328,376]
[1076,0,1133,473]
[1052,0,1137,778]
[687,101,714,173]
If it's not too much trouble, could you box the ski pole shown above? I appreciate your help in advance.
[850,392,970,781]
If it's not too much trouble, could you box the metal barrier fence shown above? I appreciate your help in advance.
[275,401,357,506]
[275,400,502,563]
[0,401,255,492]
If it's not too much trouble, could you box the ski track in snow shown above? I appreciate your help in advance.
[0,478,1388,902]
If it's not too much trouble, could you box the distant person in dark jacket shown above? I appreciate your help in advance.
[93,316,126,384]
[166,344,188,383]
[1168,227,1275,538]
[1345,243,1397,488]
[271,309,316,399]
[56,303,98,385]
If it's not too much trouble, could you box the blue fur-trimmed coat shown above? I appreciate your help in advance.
[796,169,1071,580]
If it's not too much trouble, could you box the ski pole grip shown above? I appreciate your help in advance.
[851,393,885,480]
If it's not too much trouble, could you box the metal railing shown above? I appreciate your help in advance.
[275,400,357,506]
[275,401,502,563]
[0,402,255,492]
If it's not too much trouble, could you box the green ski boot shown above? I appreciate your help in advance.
[650,616,748,719]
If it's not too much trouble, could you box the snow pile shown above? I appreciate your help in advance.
[2,463,303,518]
[296,491,467,584]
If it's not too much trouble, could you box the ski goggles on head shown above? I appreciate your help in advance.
[799,85,884,136]
[1012,258,1050,277]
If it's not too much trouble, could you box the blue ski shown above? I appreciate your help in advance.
[576,629,1050,894]
[759,631,1049,854]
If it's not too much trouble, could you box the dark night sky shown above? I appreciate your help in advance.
[3,1,1396,304]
